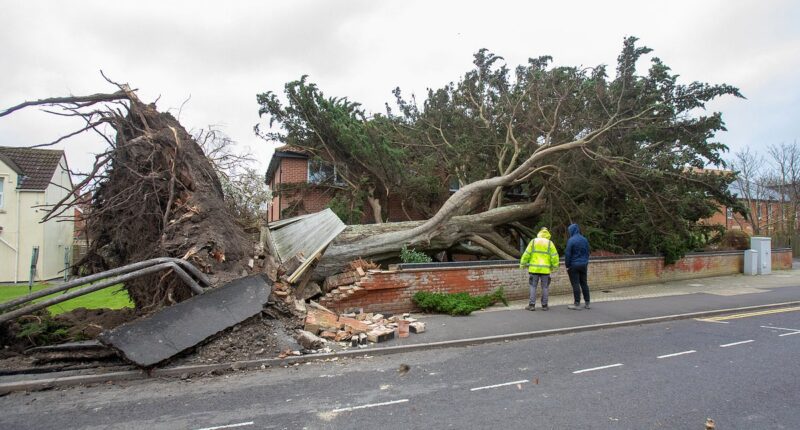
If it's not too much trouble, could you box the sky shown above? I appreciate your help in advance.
[0,0,798,175]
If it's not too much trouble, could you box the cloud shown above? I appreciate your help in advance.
[1,0,798,174]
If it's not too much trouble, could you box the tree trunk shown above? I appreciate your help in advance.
[366,195,383,224]
[314,197,546,278]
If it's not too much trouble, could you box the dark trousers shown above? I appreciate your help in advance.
[567,264,590,304]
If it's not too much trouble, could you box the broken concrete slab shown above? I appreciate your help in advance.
[98,274,271,368]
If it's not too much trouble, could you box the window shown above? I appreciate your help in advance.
[448,177,461,193]
[0,177,4,209]
[308,159,343,185]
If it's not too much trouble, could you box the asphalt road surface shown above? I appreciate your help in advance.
[1,306,799,429]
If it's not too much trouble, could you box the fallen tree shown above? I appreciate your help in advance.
[0,79,252,310]
[258,37,744,277]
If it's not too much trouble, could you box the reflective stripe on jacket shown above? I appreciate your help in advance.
[520,236,559,274]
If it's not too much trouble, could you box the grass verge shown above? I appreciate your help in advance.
[0,283,133,315]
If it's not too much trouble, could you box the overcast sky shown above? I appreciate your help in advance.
[0,0,798,175]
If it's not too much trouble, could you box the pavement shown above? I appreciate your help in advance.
[1,262,799,394]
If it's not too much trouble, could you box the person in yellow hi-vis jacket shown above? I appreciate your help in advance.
[519,227,560,311]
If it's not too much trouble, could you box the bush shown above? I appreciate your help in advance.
[400,245,433,263]
[412,288,508,316]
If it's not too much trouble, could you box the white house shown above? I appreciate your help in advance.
[0,146,74,283]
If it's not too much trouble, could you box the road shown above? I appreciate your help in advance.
[1,306,799,429]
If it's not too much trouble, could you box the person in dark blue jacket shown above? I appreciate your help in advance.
[565,223,591,310]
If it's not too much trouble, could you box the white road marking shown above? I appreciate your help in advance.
[573,363,623,374]
[779,331,800,337]
[695,318,729,324]
[657,350,696,359]
[195,422,254,430]
[720,340,754,348]
[331,399,409,413]
[470,379,529,391]
[761,325,800,334]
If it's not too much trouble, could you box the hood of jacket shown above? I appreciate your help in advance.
[537,227,551,239]
[568,223,581,237]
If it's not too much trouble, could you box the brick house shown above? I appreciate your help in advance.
[264,146,426,223]
[702,171,799,236]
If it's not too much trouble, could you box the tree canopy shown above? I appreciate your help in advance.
[257,37,744,266]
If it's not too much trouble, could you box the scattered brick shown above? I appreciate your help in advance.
[409,322,426,334]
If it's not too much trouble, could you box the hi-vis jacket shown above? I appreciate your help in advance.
[520,228,560,274]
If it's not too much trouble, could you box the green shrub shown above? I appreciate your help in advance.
[412,288,508,316]
[400,245,433,263]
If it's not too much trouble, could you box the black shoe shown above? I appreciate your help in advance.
[541,306,549,311]
[526,304,536,311]
[584,303,591,309]
[567,304,582,310]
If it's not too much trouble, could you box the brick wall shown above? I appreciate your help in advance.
[320,249,794,314]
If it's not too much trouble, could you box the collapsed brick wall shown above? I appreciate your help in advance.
[320,249,794,314]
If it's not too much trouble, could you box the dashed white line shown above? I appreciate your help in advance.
[720,340,754,348]
[657,350,696,359]
[573,363,623,374]
[761,325,800,336]
[195,422,254,430]
[760,325,800,332]
[331,399,409,413]
[470,379,529,391]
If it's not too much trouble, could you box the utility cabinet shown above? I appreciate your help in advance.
[750,236,772,275]
[743,249,758,275]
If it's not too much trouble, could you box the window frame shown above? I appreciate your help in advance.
[307,159,344,186]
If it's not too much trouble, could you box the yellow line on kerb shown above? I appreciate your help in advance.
[697,306,800,322]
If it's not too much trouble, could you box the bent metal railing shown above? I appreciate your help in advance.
[0,258,211,324]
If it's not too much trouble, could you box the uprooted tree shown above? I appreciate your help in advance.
[0,81,252,310]
[257,37,745,277]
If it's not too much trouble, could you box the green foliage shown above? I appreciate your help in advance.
[327,191,366,225]
[413,288,508,316]
[257,37,743,263]
[16,316,70,346]
[400,245,433,263]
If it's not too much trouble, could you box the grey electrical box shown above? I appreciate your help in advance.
[743,249,758,275]
[750,236,772,275]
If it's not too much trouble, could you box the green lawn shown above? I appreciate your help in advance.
[0,283,134,315]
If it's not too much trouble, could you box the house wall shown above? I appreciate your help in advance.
[320,249,794,314]
[269,156,426,223]
[40,158,74,280]
[0,160,20,281]
[0,156,73,283]
[707,203,800,236]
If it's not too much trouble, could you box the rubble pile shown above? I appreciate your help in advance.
[303,302,425,346]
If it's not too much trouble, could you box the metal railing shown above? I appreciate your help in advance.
[0,258,211,324]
